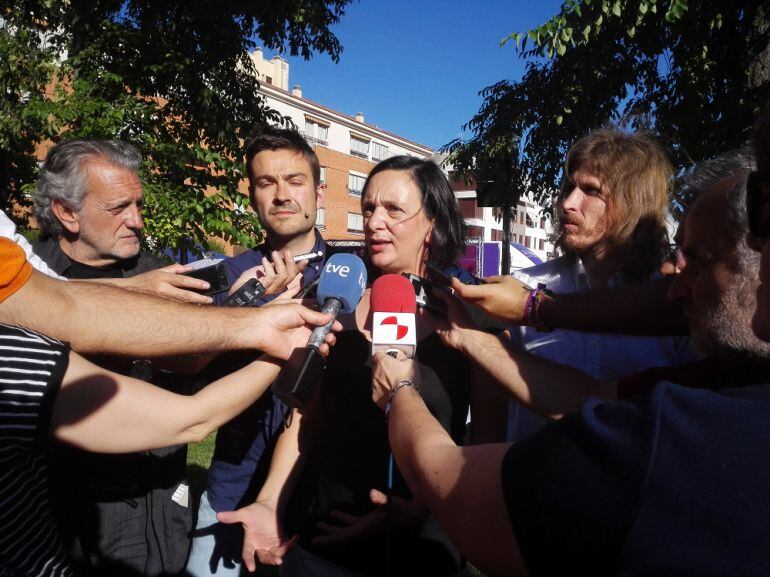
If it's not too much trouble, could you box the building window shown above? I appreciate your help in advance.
[347,212,364,233]
[320,166,327,184]
[350,135,369,158]
[525,214,534,227]
[525,236,531,248]
[316,208,325,230]
[539,239,545,251]
[305,118,329,146]
[540,216,546,229]
[348,172,366,197]
[372,142,388,161]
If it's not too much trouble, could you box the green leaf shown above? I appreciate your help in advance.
[612,1,621,17]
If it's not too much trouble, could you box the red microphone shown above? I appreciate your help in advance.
[370,274,417,358]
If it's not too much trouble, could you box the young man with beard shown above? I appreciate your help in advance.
[505,128,697,440]
[185,128,327,577]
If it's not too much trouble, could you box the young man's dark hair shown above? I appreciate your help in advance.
[245,127,321,187]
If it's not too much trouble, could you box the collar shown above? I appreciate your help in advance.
[570,255,623,291]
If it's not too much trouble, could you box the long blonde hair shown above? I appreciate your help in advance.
[556,128,672,281]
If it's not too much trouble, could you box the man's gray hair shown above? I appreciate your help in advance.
[34,139,142,237]
[680,148,756,266]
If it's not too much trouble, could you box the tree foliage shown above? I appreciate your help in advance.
[445,0,770,215]
[1,0,349,256]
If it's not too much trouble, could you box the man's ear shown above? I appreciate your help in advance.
[51,199,80,234]
[316,182,325,208]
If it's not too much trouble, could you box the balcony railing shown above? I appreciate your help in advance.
[302,132,328,147]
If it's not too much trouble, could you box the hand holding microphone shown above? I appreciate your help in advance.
[272,253,367,408]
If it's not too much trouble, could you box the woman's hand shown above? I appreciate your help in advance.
[421,287,478,352]
[313,489,427,546]
[371,352,420,410]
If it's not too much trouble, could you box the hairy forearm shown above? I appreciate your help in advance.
[1,269,260,356]
[456,329,615,417]
[539,276,687,335]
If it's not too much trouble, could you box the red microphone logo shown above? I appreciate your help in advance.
[379,315,409,341]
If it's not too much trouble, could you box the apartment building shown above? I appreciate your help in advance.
[450,171,555,268]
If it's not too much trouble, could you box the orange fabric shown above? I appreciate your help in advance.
[0,238,32,302]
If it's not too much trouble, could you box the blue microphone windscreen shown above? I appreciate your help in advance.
[316,253,367,314]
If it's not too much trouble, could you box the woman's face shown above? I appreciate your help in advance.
[362,169,433,276]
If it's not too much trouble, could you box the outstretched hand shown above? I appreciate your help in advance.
[253,301,341,360]
[313,489,426,546]
[216,501,299,571]
[449,275,532,324]
[420,287,478,351]
[117,264,214,304]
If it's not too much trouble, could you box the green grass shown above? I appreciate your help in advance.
[186,431,216,513]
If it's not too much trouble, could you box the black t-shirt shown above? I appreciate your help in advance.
[285,330,471,576]
[502,380,770,576]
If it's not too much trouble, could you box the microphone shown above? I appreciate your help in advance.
[370,274,417,359]
[272,253,367,408]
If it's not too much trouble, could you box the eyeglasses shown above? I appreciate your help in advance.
[747,170,770,239]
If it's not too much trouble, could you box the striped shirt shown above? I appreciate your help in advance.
[0,324,72,577]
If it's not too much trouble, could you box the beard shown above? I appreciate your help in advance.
[689,270,770,362]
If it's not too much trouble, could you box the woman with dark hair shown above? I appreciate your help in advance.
[219,157,497,576]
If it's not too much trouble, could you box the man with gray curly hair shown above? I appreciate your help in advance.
[33,139,156,275]
[31,138,194,577]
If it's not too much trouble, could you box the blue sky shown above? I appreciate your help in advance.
[278,0,564,151]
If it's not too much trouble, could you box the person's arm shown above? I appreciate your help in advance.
[216,403,315,570]
[0,267,337,360]
[429,290,616,418]
[371,354,526,577]
[99,263,213,304]
[454,328,616,418]
[450,274,687,335]
[52,350,284,452]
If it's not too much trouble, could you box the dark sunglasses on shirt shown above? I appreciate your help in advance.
[747,170,770,239]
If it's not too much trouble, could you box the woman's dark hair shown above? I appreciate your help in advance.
[362,156,467,266]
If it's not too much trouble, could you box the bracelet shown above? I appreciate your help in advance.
[524,288,537,327]
[385,379,421,418]
[530,284,554,332]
